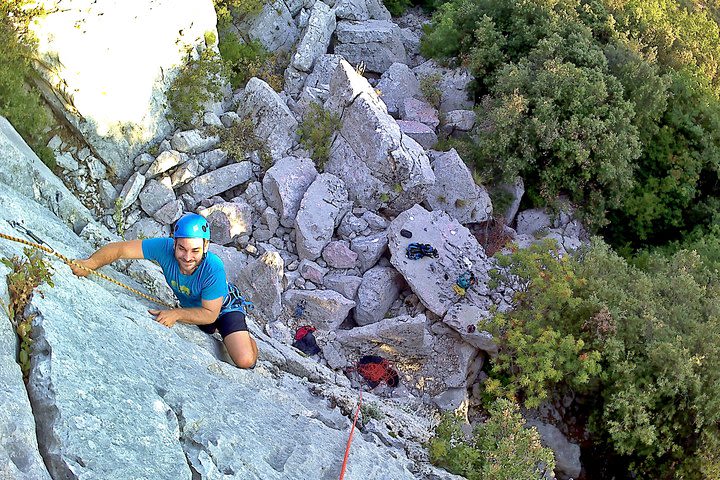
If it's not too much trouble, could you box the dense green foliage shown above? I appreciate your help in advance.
[167,35,227,128]
[429,399,555,479]
[0,1,54,168]
[487,238,720,478]
[421,0,720,245]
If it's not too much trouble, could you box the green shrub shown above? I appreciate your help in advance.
[213,0,264,26]
[0,1,54,168]
[429,399,555,479]
[487,239,603,408]
[1,248,54,378]
[486,236,720,478]
[383,0,412,16]
[419,73,443,110]
[167,42,227,128]
[215,117,267,165]
[297,103,340,170]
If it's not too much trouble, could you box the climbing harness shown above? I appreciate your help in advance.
[223,282,254,314]
[405,242,439,260]
[0,224,174,308]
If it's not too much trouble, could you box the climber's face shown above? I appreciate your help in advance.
[174,237,205,275]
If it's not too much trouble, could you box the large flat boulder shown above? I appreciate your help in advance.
[30,0,218,180]
[387,204,492,316]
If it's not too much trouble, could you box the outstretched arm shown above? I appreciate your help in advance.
[149,297,223,328]
[70,240,144,277]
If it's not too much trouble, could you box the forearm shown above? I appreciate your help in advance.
[85,242,126,269]
[173,307,217,325]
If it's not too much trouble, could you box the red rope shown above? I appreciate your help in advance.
[338,389,363,480]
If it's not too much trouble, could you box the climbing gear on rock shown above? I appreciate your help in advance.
[338,388,363,480]
[0,226,174,308]
[293,300,306,319]
[405,242,438,260]
[173,213,210,240]
[452,271,477,297]
[356,355,399,388]
[292,325,320,355]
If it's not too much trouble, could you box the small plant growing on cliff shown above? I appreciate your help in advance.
[419,73,443,110]
[167,36,227,128]
[1,248,54,378]
[113,197,125,237]
[428,399,555,480]
[215,117,269,166]
[297,102,340,170]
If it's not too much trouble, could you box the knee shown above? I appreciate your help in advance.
[231,350,257,369]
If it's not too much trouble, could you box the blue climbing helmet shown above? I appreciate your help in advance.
[173,213,210,240]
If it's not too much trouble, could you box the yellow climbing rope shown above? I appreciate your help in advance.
[0,230,175,309]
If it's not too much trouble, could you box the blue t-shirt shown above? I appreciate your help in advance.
[142,238,228,309]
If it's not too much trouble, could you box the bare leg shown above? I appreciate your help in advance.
[223,331,258,369]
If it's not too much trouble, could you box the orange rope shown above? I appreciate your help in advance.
[0,230,174,308]
[339,389,363,480]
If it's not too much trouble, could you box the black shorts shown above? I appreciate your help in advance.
[198,310,248,338]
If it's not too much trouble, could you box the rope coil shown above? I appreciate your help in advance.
[0,231,174,308]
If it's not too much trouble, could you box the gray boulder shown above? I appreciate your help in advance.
[125,217,170,239]
[183,162,253,201]
[355,266,405,326]
[376,63,421,118]
[139,179,176,216]
[498,177,525,225]
[208,244,249,284]
[153,199,184,225]
[291,1,336,73]
[426,149,493,224]
[236,251,285,328]
[199,200,254,245]
[336,314,432,359]
[440,109,476,137]
[294,173,351,260]
[147,150,189,178]
[334,21,408,74]
[350,231,388,273]
[527,420,582,480]
[413,60,474,113]
[170,129,220,154]
[322,240,358,269]
[442,302,497,354]
[324,60,435,216]
[237,78,299,161]
[236,0,299,53]
[282,289,355,330]
[118,172,146,211]
[335,0,392,21]
[262,157,318,228]
[324,273,363,301]
[387,204,491,316]
[295,55,344,110]
[396,120,438,149]
[400,97,439,129]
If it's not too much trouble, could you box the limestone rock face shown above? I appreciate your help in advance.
[235,0,299,53]
[0,176,415,480]
[236,251,285,328]
[387,204,492,316]
[30,0,218,180]
[0,116,99,233]
[325,60,435,216]
[0,263,52,480]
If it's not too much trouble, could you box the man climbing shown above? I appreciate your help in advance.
[71,213,258,369]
